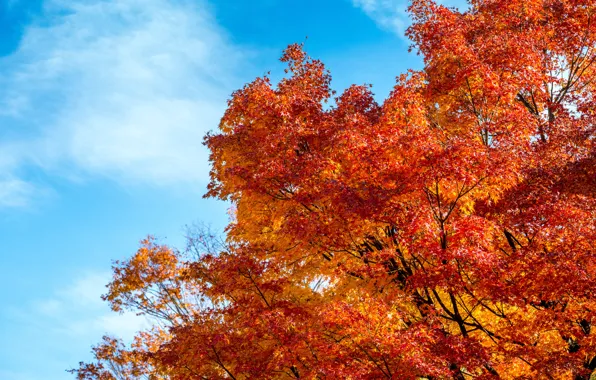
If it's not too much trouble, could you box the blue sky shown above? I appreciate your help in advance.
[0,0,466,378]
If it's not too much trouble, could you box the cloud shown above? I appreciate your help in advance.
[0,0,249,207]
[0,177,37,208]
[1,271,149,379]
[351,0,469,37]
[352,0,410,36]
[26,271,149,339]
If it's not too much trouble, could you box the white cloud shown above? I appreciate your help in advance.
[352,0,469,37]
[0,0,248,207]
[0,177,37,208]
[1,270,149,380]
[352,0,410,35]
[56,271,111,308]
[29,271,149,339]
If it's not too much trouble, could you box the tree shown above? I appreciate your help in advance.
[72,0,596,378]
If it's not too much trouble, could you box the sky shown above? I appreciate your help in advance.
[0,0,466,378]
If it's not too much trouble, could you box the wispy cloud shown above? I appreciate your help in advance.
[0,177,37,208]
[31,271,149,338]
[0,0,249,207]
[351,0,469,37]
[2,271,148,379]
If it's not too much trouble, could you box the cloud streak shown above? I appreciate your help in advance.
[0,0,249,207]
[0,177,37,208]
[33,271,149,338]
[2,271,149,380]
[351,0,469,37]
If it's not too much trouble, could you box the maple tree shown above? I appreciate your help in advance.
[72,0,596,378]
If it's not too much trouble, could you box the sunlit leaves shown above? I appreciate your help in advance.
[74,2,596,378]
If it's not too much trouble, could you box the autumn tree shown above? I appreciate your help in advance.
[72,0,596,378]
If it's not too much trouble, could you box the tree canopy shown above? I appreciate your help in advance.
[72,0,596,378]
